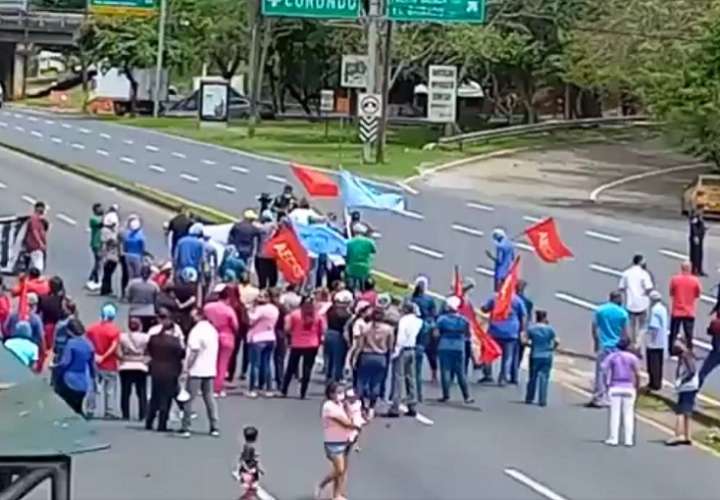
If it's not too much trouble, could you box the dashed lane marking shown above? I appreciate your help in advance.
[21,195,36,205]
[28,116,38,122]
[202,159,216,166]
[51,137,62,144]
[0,121,6,127]
[466,202,495,212]
[96,149,109,157]
[585,230,622,243]
[120,156,136,165]
[71,143,85,150]
[475,266,494,277]
[0,181,6,189]
[78,127,91,134]
[44,119,55,125]
[659,248,688,261]
[149,164,166,173]
[172,151,186,159]
[14,125,24,132]
[397,210,425,220]
[123,139,134,145]
[523,215,543,223]
[452,223,484,237]
[56,213,77,226]
[554,292,597,311]
[215,183,237,193]
[266,174,287,184]
[515,242,534,252]
[396,181,419,195]
[61,123,72,129]
[408,244,444,259]
[30,130,43,138]
[504,468,569,500]
[230,166,249,174]
[180,173,199,183]
[589,263,622,277]
[146,145,160,152]
[100,133,111,139]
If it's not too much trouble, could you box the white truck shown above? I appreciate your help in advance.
[89,67,169,115]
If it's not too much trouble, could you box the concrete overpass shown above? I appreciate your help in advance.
[0,11,81,99]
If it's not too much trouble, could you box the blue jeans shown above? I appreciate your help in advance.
[249,341,274,391]
[357,353,387,408]
[439,349,470,401]
[699,349,720,387]
[525,356,552,406]
[324,330,347,383]
[415,345,425,402]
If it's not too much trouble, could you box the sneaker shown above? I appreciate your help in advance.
[219,391,227,398]
[247,391,258,399]
[210,429,220,437]
[405,408,417,418]
[477,376,494,384]
[264,391,275,398]
[178,430,191,439]
[604,439,619,447]
[464,398,475,405]
[385,410,401,418]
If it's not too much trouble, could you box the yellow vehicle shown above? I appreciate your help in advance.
[682,174,720,216]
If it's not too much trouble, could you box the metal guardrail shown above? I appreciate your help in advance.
[438,115,655,149]
[0,11,82,31]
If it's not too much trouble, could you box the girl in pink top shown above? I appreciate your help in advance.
[316,382,358,500]
[281,296,327,399]
[247,291,279,397]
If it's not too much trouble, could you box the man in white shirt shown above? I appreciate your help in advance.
[645,290,669,391]
[180,307,220,438]
[618,254,654,345]
[387,301,424,418]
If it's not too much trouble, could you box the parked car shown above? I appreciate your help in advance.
[165,88,275,119]
[681,174,720,216]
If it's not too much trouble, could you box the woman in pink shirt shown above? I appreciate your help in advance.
[316,382,358,500]
[203,286,239,397]
[247,290,279,398]
[281,296,326,399]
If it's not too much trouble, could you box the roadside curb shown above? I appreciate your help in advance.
[403,147,531,184]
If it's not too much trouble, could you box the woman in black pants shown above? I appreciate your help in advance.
[146,321,185,432]
[118,317,149,421]
[281,297,325,399]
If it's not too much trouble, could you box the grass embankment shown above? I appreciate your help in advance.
[17,85,87,110]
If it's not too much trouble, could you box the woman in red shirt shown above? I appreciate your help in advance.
[281,296,326,399]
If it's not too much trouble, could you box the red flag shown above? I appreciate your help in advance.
[17,274,29,321]
[492,257,520,320]
[524,217,573,263]
[290,163,339,198]
[452,265,501,364]
[262,224,310,284]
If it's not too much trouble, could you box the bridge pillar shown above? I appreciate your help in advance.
[12,43,28,100]
[0,42,14,100]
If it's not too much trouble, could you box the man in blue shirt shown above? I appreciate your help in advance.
[588,290,629,407]
[486,229,516,290]
[436,297,474,404]
[480,294,527,386]
[4,292,44,349]
[174,223,205,273]
[524,310,558,406]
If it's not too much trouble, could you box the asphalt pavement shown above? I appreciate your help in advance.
[3,117,720,499]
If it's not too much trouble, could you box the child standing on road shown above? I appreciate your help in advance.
[233,426,263,495]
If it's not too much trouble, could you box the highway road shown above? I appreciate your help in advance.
[2,143,720,500]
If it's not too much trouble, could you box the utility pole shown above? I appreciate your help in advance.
[363,0,380,163]
[152,0,167,118]
[376,18,391,164]
[247,0,262,138]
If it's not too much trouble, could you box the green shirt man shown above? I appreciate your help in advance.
[345,235,376,281]
[89,214,103,252]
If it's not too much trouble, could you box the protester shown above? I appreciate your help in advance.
[668,261,701,351]
[51,300,77,385]
[480,292,527,386]
[667,341,699,446]
[324,290,353,383]
[688,206,707,276]
[588,291,629,408]
[410,276,438,394]
[0,277,10,337]
[121,214,146,289]
[86,303,121,419]
[4,292,44,351]
[225,279,249,383]
[228,209,262,264]
[12,268,50,297]
[146,316,185,432]
[345,227,376,292]
[99,211,120,297]
[87,203,105,290]
[602,337,641,447]
[118,317,149,421]
[218,246,247,286]
[487,228,515,290]
[388,301,422,417]
[524,310,557,407]
[168,268,198,336]
[127,264,160,331]
[435,297,473,404]
[166,206,194,255]
[204,285,239,397]
[618,254,654,345]
[37,276,65,367]
[699,312,720,386]
[174,223,205,274]
[514,280,534,384]
[23,201,49,273]
[4,321,39,367]
[53,318,95,416]
[269,288,288,391]
[181,307,220,438]
[282,296,325,399]
[246,290,278,398]
[645,290,669,392]
[272,184,297,218]
[358,278,378,306]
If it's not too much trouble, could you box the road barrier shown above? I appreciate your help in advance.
[438,115,656,150]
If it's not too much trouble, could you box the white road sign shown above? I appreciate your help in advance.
[341,55,368,89]
[357,93,382,119]
[428,65,457,123]
[320,89,334,113]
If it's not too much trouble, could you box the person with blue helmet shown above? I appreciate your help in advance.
[173,223,205,274]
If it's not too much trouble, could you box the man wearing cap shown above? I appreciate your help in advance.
[436,297,474,404]
[4,292,44,351]
[645,290,669,391]
[86,303,122,419]
[618,254,654,345]
[486,229,515,291]
[387,301,423,417]
[174,223,206,274]
[228,210,262,265]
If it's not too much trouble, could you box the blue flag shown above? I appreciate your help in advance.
[339,171,405,212]
[292,221,347,257]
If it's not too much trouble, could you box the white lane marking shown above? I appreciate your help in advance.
[51,137,62,144]
[555,292,598,311]
[523,215,543,223]
[145,145,159,152]
[504,468,569,500]
[28,116,38,122]
[14,125,24,132]
[397,209,425,220]
[13,113,22,118]
[0,181,6,189]
[466,202,495,212]
[123,139,134,145]
[0,121,6,127]
[71,143,85,150]
[56,213,77,226]
[230,165,249,174]
[30,130,43,138]
[180,173,199,183]
[96,149,109,157]
[61,123,72,129]
[371,231,382,238]
[585,230,622,243]
[255,485,277,500]
[475,266,494,277]
[78,127,91,134]
[515,242,534,252]
[589,263,622,277]
[452,223,484,237]
[590,162,708,202]
[396,181,419,195]
[701,294,715,305]
[215,182,237,193]
[408,244,444,259]
[100,133,111,139]
[659,248,688,261]
[21,195,37,205]
[44,119,55,125]
[266,174,287,184]
[120,156,136,165]
[202,159,216,166]
[149,164,166,173]
[172,151,186,159]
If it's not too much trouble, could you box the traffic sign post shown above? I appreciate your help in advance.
[427,65,457,124]
[358,92,382,160]
[387,0,485,22]
[359,117,379,144]
[262,0,360,19]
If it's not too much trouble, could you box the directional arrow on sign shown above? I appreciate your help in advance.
[359,117,379,143]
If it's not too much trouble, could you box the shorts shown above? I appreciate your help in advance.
[675,390,698,415]
[324,441,348,458]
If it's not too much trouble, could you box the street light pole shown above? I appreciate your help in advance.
[152,0,167,118]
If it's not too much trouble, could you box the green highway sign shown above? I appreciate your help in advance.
[89,0,156,16]
[387,0,485,22]
[262,0,360,19]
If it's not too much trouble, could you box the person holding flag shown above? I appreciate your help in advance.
[486,229,515,291]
